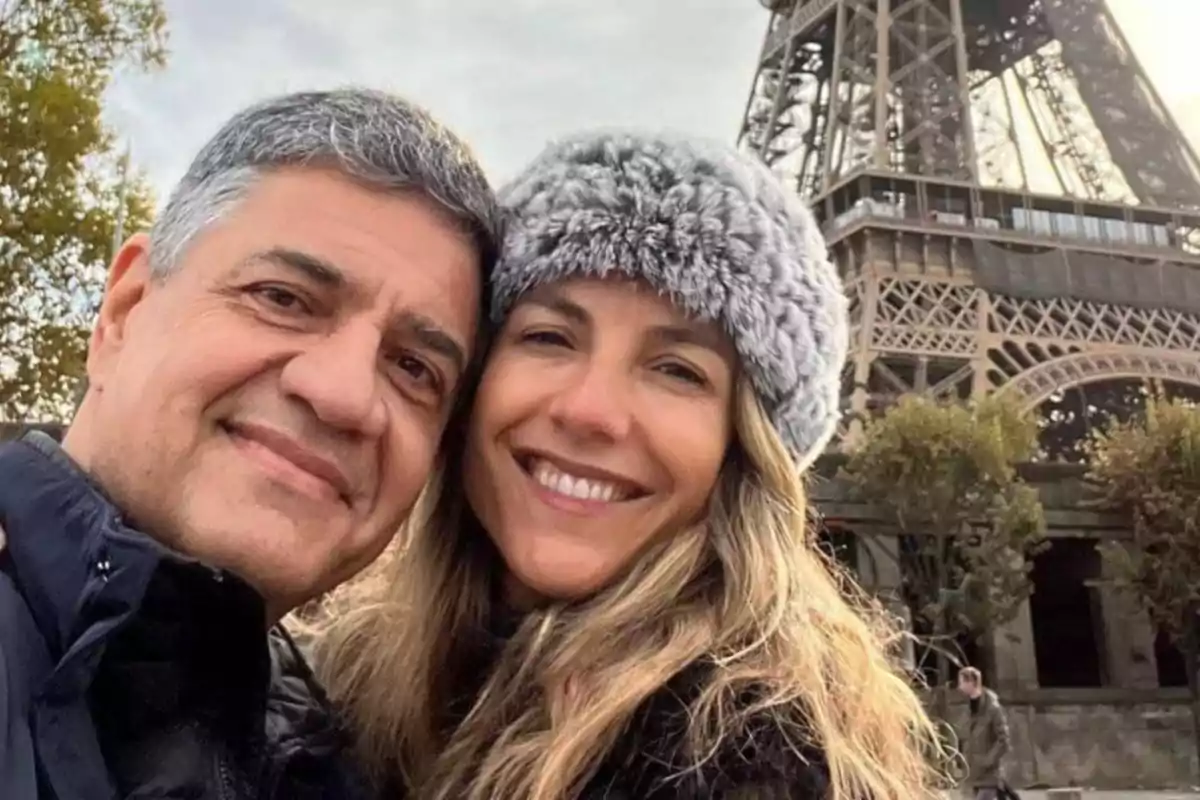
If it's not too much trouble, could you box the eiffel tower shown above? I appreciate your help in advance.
[737,0,1200,458]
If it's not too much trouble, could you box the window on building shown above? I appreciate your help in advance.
[1030,538,1107,687]
[1154,628,1188,688]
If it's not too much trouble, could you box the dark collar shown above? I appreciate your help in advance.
[0,430,257,661]
[0,432,349,799]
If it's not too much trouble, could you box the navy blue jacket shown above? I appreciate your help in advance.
[0,431,369,798]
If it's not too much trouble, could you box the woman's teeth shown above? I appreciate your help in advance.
[531,459,626,502]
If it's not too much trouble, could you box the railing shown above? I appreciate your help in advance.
[763,0,839,59]
[828,198,1185,254]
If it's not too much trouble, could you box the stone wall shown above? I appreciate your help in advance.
[949,697,1196,789]
[818,458,1200,789]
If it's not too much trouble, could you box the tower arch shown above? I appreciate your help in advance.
[997,350,1200,411]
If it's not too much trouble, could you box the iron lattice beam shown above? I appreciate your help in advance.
[739,0,1200,207]
[1038,0,1200,207]
[741,0,981,198]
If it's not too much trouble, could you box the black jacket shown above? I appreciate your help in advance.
[429,621,830,799]
[580,662,830,798]
[0,431,369,799]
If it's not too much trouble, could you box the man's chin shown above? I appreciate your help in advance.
[210,547,331,618]
[177,512,336,583]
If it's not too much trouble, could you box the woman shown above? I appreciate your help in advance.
[312,132,948,799]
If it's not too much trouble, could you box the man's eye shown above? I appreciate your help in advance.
[394,355,442,398]
[398,355,429,381]
[252,285,309,312]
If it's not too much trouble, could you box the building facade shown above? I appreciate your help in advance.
[816,462,1194,788]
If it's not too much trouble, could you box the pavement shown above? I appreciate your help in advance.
[983,792,1200,799]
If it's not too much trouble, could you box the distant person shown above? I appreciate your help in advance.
[0,88,499,798]
[958,666,1017,800]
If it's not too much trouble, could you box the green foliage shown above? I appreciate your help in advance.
[1087,395,1200,643]
[0,0,166,420]
[1088,393,1200,774]
[841,394,1047,641]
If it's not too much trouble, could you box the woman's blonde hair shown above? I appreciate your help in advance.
[309,380,948,799]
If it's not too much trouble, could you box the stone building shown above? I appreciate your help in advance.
[814,459,1195,789]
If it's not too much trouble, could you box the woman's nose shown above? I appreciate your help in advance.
[545,363,634,444]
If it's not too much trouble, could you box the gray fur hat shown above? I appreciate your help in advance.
[491,131,849,469]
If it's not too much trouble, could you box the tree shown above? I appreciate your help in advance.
[0,0,166,420]
[1086,394,1200,775]
[841,394,1046,716]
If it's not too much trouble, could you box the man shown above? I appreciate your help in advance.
[0,88,499,798]
[958,666,1017,800]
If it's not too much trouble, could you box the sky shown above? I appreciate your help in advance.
[101,0,1200,204]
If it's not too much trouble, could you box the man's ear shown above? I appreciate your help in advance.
[87,233,154,389]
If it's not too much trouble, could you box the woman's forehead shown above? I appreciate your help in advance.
[517,274,720,331]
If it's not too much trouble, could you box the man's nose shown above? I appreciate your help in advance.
[546,362,633,443]
[278,322,387,438]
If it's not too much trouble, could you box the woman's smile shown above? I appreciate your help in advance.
[513,449,649,516]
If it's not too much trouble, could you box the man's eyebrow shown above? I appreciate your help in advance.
[399,311,468,378]
[251,247,345,288]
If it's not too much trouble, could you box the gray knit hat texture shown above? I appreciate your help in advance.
[491,131,849,468]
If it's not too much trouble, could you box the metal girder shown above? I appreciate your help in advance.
[739,0,981,198]
[1039,0,1200,208]
[738,0,1200,207]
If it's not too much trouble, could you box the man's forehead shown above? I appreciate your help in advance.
[234,166,471,243]
[179,167,481,335]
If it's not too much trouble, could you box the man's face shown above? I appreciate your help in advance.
[70,167,481,613]
[957,674,980,698]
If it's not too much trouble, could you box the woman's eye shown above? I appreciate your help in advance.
[518,329,572,348]
[655,361,707,387]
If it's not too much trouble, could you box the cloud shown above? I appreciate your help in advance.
[107,0,1199,208]
[102,0,768,202]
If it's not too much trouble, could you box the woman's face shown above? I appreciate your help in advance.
[464,277,736,605]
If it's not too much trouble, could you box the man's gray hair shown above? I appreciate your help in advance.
[148,88,501,274]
